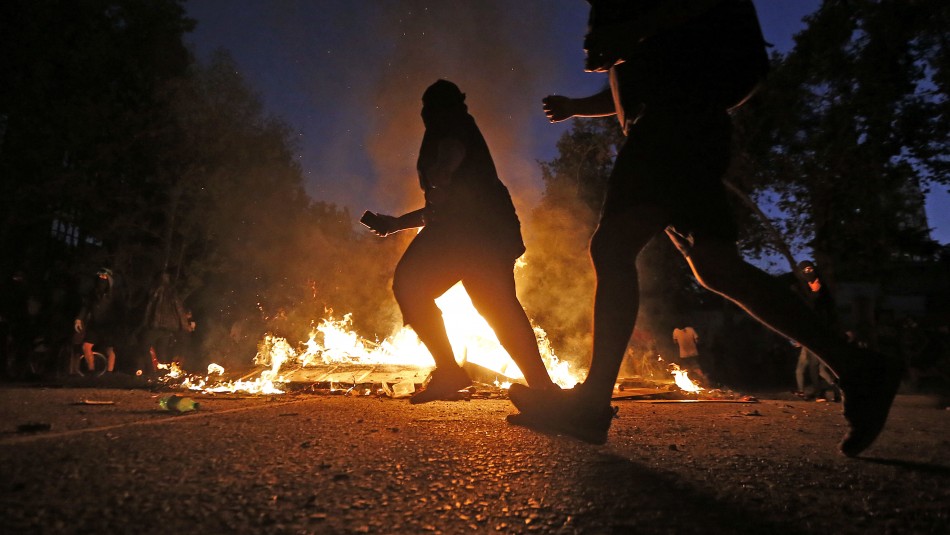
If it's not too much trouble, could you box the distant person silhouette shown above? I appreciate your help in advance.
[672,325,704,382]
[140,271,193,375]
[74,268,120,373]
[508,0,902,456]
[793,260,840,401]
[363,79,557,403]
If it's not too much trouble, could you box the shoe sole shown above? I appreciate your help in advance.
[409,387,473,405]
[838,355,904,457]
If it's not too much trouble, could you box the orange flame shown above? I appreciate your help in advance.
[159,282,582,394]
[669,363,703,393]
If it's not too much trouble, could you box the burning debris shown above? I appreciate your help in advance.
[669,363,704,393]
[153,284,581,397]
[150,284,753,404]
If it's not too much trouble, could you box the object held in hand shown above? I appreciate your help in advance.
[359,210,385,232]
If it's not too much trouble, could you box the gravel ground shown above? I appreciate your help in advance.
[1,384,948,534]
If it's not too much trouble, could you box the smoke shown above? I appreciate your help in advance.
[189,1,601,362]
[191,0,593,234]
[360,1,575,215]
[220,0,595,217]
[352,2,604,365]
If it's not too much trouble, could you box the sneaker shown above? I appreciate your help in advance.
[506,383,616,445]
[837,350,904,457]
[409,367,472,404]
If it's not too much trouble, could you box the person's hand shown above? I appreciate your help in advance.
[367,214,401,237]
[542,95,575,123]
[74,319,83,333]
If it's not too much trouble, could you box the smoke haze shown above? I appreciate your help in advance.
[186,0,597,217]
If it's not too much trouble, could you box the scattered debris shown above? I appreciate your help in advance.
[73,399,115,405]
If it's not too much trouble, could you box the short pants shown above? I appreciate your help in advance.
[601,107,738,243]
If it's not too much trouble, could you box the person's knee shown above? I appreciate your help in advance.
[392,267,442,326]
[391,261,422,306]
[391,272,408,307]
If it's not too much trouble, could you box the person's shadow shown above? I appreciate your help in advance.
[566,450,807,534]
[861,456,950,476]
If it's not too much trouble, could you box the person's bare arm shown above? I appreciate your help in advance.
[363,208,426,237]
[542,89,615,123]
[585,0,730,72]
[397,208,426,229]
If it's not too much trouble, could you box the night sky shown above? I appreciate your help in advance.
[183,0,950,250]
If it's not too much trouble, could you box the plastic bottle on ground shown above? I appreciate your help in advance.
[158,394,200,413]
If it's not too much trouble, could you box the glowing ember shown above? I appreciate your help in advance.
[669,363,704,393]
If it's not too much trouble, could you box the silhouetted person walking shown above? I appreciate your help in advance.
[140,271,193,375]
[793,260,840,401]
[509,0,902,456]
[74,268,120,373]
[363,79,557,403]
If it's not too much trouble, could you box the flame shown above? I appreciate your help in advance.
[669,363,704,393]
[158,282,582,394]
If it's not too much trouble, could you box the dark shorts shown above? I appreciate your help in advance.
[83,324,118,349]
[601,108,738,242]
[392,226,520,326]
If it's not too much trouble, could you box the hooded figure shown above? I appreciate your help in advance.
[360,80,557,403]
[74,268,121,373]
[416,79,525,261]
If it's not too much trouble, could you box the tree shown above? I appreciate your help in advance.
[731,0,950,282]
[0,0,194,282]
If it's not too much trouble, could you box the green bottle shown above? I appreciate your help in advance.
[159,394,200,412]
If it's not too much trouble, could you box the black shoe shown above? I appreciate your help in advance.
[409,367,472,404]
[838,351,904,457]
[506,384,616,445]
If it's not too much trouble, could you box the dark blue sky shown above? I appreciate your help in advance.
[184,0,949,248]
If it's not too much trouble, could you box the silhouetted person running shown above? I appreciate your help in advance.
[363,79,557,403]
[508,0,902,457]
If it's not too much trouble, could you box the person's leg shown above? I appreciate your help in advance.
[807,350,823,397]
[105,346,115,372]
[82,341,96,370]
[795,346,809,394]
[673,236,854,371]
[140,330,157,374]
[581,207,668,406]
[507,208,666,443]
[392,230,471,402]
[68,343,80,375]
[392,231,463,372]
[674,234,903,455]
[463,259,556,390]
[818,360,840,401]
[507,126,671,442]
